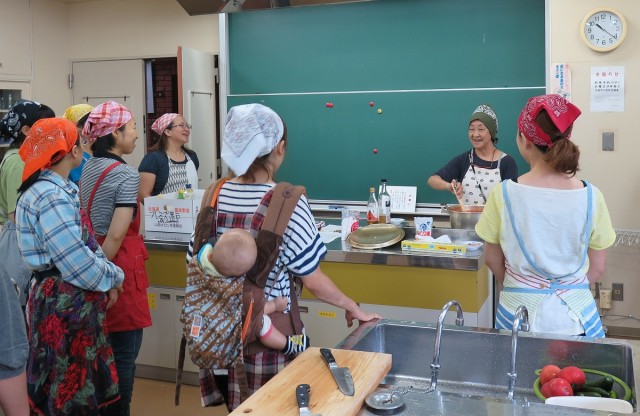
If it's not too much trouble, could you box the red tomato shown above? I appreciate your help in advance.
[541,377,573,398]
[558,366,586,386]
[539,365,561,385]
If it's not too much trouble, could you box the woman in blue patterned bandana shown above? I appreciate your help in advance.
[428,104,519,205]
[0,100,55,307]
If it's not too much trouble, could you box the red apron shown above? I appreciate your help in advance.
[98,204,152,332]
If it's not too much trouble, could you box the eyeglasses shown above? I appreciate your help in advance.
[169,123,192,130]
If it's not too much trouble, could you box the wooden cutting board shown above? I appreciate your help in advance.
[229,347,392,416]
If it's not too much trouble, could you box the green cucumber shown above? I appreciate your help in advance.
[576,391,602,397]
[577,386,611,397]
[609,390,619,399]
[582,376,615,392]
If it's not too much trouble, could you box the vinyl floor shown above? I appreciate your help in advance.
[131,378,229,416]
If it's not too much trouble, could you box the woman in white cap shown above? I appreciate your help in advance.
[190,103,380,411]
[428,104,518,205]
[80,101,152,416]
[138,113,199,200]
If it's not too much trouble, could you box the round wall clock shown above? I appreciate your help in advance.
[580,8,627,52]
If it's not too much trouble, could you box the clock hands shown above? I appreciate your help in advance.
[595,23,617,39]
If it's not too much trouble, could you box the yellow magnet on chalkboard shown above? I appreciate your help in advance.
[377,108,383,114]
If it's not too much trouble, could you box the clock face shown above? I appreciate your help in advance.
[581,9,626,52]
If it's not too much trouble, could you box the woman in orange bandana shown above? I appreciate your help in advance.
[14,118,125,415]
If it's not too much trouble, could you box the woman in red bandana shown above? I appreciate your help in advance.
[476,94,615,337]
[79,102,152,416]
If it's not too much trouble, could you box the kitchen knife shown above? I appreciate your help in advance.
[296,384,322,416]
[320,348,355,396]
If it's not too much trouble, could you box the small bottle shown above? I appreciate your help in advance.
[7,93,13,108]
[366,187,378,224]
[177,188,185,199]
[183,183,194,200]
[378,179,391,224]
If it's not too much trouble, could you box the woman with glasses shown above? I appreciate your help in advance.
[427,104,518,206]
[138,113,199,200]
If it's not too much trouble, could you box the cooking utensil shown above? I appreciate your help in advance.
[451,180,468,212]
[320,348,355,396]
[347,224,404,249]
[445,204,484,229]
[296,384,322,416]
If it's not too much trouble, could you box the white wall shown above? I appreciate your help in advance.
[31,0,71,115]
[549,1,640,229]
[28,0,219,115]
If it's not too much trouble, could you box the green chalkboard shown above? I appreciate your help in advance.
[228,0,545,204]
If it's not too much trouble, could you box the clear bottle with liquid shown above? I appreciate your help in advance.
[183,183,194,200]
[378,179,391,224]
[366,187,378,224]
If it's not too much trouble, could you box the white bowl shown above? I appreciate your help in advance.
[390,218,404,226]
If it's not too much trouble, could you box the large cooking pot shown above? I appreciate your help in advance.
[446,204,484,229]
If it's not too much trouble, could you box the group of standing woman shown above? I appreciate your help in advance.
[430,95,615,339]
[0,99,198,415]
[0,92,617,415]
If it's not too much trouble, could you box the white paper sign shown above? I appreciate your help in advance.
[551,63,572,101]
[386,186,417,213]
[590,66,625,112]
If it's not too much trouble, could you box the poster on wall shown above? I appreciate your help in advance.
[551,63,571,101]
[590,66,625,112]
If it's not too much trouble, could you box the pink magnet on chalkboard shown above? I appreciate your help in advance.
[373,148,378,154]
[369,101,375,107]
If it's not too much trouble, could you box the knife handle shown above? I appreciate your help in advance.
[320,348,337,366]
[296,384,310,408]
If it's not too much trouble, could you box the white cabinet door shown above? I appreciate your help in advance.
[137,286,177,369]
[179,47,218,190]
[71,59,146,168]
[0,0,32,77]
[299,299,356,348]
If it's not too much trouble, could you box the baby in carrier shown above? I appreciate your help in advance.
[197,228,309,355]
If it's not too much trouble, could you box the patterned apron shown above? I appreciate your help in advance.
[460,150,503,205]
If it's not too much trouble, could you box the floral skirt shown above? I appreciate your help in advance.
[27,275,119,416]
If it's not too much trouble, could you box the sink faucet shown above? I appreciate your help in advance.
[427,300,464,392]
[507,305,530,400]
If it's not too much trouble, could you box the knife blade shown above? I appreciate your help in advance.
[320,348,355,396]
[296,384,322,416]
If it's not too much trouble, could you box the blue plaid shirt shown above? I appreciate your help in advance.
[15,170,124,292]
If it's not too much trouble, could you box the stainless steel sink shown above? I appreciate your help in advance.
[337,319,636,415]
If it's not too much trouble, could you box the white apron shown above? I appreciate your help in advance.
[460,150,503,205]
[162,152,199,193]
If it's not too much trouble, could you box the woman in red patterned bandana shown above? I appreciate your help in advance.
[80,101,152,416]
[476,94,615,337]
[15,118,124,415]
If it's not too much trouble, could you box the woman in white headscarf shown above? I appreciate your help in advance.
[189,104,380,411]
[138,113,199,200]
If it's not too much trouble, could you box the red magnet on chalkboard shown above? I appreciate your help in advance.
[369,101,375,107]
[373,148,378,154]
[326,102,334,108]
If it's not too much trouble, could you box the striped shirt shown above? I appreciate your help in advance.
[187,181,326,308]
[15,170,124,292]
[79,154,139,236]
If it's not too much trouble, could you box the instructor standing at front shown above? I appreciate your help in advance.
[427,104,518,205]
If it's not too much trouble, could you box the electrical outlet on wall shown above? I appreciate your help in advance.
[612,283,624,301]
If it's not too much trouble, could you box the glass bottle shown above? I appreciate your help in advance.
[366,187,378,224]
[184,183,194,200]
[378,179,391,224]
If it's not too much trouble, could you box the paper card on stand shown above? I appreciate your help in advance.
[386,186,417,213]
[144,189,204,234]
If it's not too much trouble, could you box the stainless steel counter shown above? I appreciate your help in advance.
[143,225,485,272]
